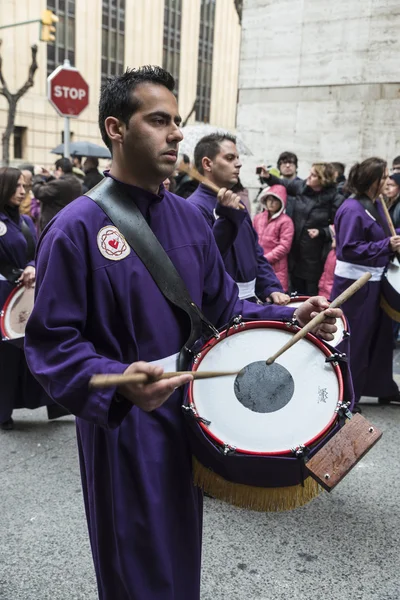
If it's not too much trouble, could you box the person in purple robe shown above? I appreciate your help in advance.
[331,157,400,410]
[24,66,342,600]
[188,133,290,305]
[0,167,54,430]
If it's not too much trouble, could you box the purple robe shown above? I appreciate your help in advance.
[331,197,398,401]
[188,184,283,300]
[25,182,295,600]
[0,212,50,421]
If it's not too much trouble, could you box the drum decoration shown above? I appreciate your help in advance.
[380,257,400,323]
[183,319,354,512]
[0,284,35,347]
[289,296,350,348]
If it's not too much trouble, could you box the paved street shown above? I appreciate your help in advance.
[1,364,400,600]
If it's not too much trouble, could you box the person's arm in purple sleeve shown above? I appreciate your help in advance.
[24,227,132,429]
[213,203,247,257]
[338,208,393,261]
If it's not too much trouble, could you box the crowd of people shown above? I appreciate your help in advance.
[0,64,399,599]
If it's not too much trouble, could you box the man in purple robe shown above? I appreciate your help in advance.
[25,66,341,600]
[188,134,290,303]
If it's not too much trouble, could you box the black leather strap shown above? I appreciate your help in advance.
[20,217,36,262]
[85,177,219,370]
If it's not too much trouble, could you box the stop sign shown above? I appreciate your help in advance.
[47,64,89,117]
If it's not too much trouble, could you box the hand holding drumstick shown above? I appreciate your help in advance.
[179,163,245,211]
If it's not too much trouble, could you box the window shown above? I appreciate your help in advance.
[13,127,27,160]
[196,0,216,123]
[163,0,182,97]
[47,0,76,77]
[101,0,125,86]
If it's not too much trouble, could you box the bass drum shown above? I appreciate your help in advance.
[183,320,354,512]
[0,284,35,348]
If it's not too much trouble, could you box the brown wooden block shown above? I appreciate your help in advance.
[306,413,383,492]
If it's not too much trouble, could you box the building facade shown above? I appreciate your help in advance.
[0,0,241,166]
[237,0,400,195]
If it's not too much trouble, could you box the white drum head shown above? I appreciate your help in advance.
[191,324,341,454]
[290,299,346,347]
[2,286,34,339]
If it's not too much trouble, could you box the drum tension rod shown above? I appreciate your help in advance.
[325,352,348,364]
[181,404,212,427]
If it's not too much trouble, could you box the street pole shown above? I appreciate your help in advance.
[64,117,70,159]
[63,59,71,159]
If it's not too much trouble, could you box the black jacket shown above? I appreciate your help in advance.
[33,173,82,233]
[82,168,104,193]
[267,175,344,281]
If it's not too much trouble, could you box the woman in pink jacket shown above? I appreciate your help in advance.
[253,185,294,292]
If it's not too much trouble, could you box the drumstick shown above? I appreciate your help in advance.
[89,370,239,389]
[378,195,397,236]
[179,163,246,210]
[266,272,372,365]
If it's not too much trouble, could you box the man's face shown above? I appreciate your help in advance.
[279,159,297,178]
[392,163,400,174]
[208,140,242,189]
[121,83,183,183]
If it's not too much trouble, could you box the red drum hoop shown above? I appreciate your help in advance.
[1,284,34,344]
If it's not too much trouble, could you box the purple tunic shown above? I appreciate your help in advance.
[25,183,295,600]
[188,184,283,300]
[331,197,398,401]
[0,211,50,421]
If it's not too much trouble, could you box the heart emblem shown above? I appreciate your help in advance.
[108,239,119,249]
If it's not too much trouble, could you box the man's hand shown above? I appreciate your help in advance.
[217,187,242,210]
[307,228,320,239]
[258,165,270,179]
[390,235,400,252]
[117,361,193,412]
[18,266,35,288]
[294,296,341,342]
[268,291,290,305]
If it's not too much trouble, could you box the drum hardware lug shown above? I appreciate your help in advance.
[196,416,211,427]
[181,403,198,418]
[0,310,3,317]
[220,443,236,456]
[291,444,309,461]
[342,330,350,339]
[325,352,348,365]
[335,401,353,423]
[226,314,244,336]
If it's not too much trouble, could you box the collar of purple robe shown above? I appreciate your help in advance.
[198,183,218,204]
[104,170,166,207]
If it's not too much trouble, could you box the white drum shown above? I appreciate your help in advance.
[1,284,34,343]
[190,321,343,455]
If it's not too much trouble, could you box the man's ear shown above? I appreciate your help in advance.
[202,156,212,173]
[104,117,124,146]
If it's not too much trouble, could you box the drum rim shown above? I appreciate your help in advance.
[189,320,344,456]
[290,296,348,332]
[0,284,26,340]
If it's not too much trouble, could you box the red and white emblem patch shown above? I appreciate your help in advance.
[0,222,7,236]
[97,226,131,261]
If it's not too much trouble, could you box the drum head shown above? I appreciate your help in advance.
[289,297,347,347]
[190,322,342,455]
[1,285,34,340]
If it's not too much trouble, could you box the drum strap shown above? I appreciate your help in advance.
[356,196,390,235]
[85,177,219,370]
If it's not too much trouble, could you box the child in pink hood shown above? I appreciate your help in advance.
[318,225,336,299]
[253,185,294,292]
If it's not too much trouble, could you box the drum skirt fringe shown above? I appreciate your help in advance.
[193,456,321,512]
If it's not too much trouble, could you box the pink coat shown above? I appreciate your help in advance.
[318,225,336,299]
[253,185,294,292]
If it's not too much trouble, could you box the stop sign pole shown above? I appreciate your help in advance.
[47,59,89,159]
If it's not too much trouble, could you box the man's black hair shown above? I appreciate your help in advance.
[99,66,176,151]
[331,162,346,177]
[181,154,190,164]
[55,158,73,174]
[277,151,298,169]
[393,155,400,166]
[194,133,237,174]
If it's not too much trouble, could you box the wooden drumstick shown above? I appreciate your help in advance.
[266,272,372,365]
[379,195,397,236]
[89,369,240,389]
[179,163,246,210]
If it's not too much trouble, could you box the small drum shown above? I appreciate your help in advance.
[289,296,349,348]
[1,285,35,348]
[183,320,354,512]
[381,257,400,322]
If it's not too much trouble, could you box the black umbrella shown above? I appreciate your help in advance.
[51,141,111,159]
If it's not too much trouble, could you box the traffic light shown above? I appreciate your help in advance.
[40,9,58,42]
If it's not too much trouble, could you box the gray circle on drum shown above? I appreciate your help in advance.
[234,361,295,413]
